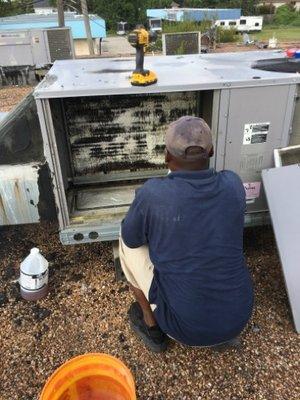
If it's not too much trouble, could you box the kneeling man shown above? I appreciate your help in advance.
[119,116,253,352]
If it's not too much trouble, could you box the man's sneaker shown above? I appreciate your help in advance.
[128,302,168,353]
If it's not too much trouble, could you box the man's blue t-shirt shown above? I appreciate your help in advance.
[121,169,253,346]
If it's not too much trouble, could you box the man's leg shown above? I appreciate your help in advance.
[119,237,168,352]
[128,283,156,327]
[119,237,155,309]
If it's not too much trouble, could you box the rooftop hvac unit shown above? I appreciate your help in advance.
[0,27,74,68]
[33,51,300,245]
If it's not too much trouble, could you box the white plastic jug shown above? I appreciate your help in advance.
[268,37,278,49]
[20,248,49,301]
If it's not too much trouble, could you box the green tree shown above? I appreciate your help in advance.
[147,0,172,7]
[91,0,149,30]
[273,4,297,24]
[0,0,33,17]
[89,0,260,31]
[255,4,275,15]
[184,0,258,14]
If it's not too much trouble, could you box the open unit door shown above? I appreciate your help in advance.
[262,164,300,334]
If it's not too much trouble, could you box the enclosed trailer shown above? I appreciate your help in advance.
[215,16,263,32]
[0,27,74,68]
[237,16,263,32]
[33,51,300,245]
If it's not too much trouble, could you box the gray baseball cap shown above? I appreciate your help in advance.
[165,116,213,160]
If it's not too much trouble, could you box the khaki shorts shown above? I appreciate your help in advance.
[119,237,241,347]
[119,237,154,303]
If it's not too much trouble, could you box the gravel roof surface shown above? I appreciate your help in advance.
[0,223,299,400]
[0,87,33,112]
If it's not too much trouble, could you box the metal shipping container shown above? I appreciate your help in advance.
[33,51,300,245]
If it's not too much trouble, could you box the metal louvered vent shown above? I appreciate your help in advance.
[46,28,73,62]
[162,32,201,56]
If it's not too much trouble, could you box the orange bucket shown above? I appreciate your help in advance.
[39,353,136,400]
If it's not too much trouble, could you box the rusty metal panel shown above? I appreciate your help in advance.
[0,163,40,225]
[62,91,198,179]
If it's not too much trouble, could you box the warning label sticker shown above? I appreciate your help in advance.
[243,182,261,200]
[243,122,270,145]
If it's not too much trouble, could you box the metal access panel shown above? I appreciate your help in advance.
[0,30,34,66]
[262,164,300,333]
[216,85,296,220]
[162,32,201,55]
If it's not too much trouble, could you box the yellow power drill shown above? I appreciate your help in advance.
[128,25,157,86]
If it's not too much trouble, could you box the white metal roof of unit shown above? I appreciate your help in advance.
[34,50,300,99]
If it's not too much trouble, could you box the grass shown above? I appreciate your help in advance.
[161,23,300,44]
[253,26,300,41]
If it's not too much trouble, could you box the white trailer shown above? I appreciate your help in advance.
[215,16,263,32]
